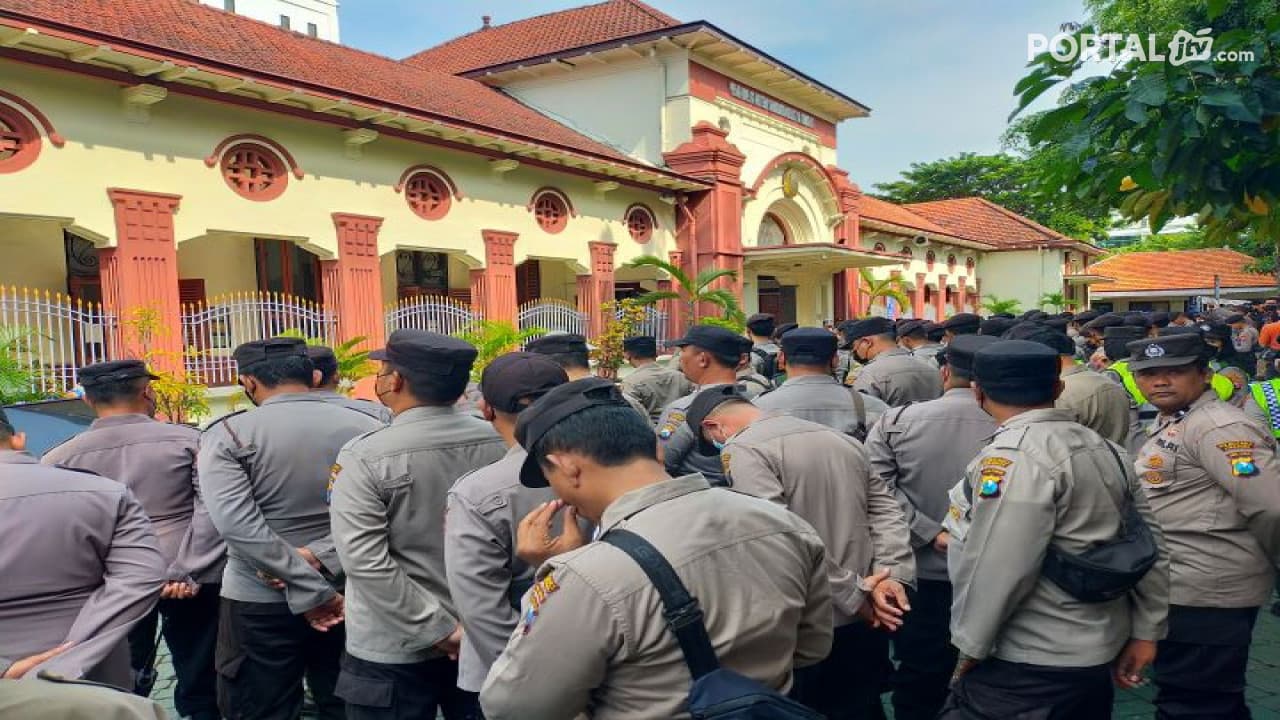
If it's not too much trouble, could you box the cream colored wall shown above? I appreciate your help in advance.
[860,230,982,311]
[0,217,67,292]
[976,248,1064,312]
[535,260,578,303]
[687,96,838,186]
[742,173,831,248]
[503,55,673,167]
[177,235,258,299]
[0,61,677,291]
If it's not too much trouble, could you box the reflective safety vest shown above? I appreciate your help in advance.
[1249,380,1280,438]
[1111,360,1235,405]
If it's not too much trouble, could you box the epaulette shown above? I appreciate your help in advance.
[202,410,247,433]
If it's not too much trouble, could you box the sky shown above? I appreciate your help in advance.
[341,0,1091,191]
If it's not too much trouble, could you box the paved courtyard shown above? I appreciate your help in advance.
[148,606,1280,718]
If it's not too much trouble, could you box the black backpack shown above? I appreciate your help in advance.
[752,347,779,383]
[602,529,823,719]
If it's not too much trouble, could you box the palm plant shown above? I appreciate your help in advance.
[0,326,48,404]
[623,255,745,328]
[983,295,1023,315]
[279,329,377,391]
[859,268,909,316]
[453,320,545,382]
[1038,292,1067,312]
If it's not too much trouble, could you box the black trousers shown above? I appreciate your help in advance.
[1154,605,1258,720]
[938,657,1114,720]
[889,579,957,720]
[791,621,890,720]
[336,653,481,720]
[215,599,345,720]
[128,584,220,720]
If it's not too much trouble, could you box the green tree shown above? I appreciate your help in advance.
[1013,0,1280,282]
[279,330,377,394]
[860,269,909,315]
[624,255,745,328]
[454,320,544,382]
[983,295,1023,315]
[873,152,1111,240]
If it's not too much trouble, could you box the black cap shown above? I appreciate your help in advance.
[669,325,745,359]
[515,377,628,488]
[525,333,589,356]
[842,316,895,342]
[941,313,982,333]
[1225,313,1246,324]
[979,317,1017,337]
[234,337,308,370]
[945,334,999,377]
[1127,333,1209,371]
[1123,313,1152,329]
[622,335,658,357]
[1019,310,1048,321]
[1073,309,1101,324]
[1043,317,1071,331]
[772,322,799,341]
[1200,322,1232,343]
[746,313,776,337]
[685,385,750,454]
[1002,321,1075,356]
[480,352,568,414]
[1103,325,1146,361]
[78,360,160,388]
[780,327,837,365]
[925,321,946,342]
[369,329,477,374]
[1083,313,1124,333]
[897,319,927,338]
[305,345,337,364]
[973,339,1061,396]
[1158,325,1201,337]
[1149,311,1171,327]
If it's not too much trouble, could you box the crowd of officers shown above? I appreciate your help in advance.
[1,303,1279,720]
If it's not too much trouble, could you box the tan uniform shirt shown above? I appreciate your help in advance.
[0,451,165,686]
[331,405,506,664]
[197,393,383,614]
[0,677,167,719]
[42,414,225,584]
[865,387,997,581]
[445,445,557,691]
[621,363,694,422]
[723,413,914,626]
[853,348,943,406]
[735,369,773,399]
[656,385,732,485]
[909,343,945,367]
[1057,364,1131,447]
[754,374,889,437]
[1135,390,1280,607]
[481,475,833,720]
[951,409,1170,667]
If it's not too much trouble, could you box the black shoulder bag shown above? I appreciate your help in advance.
[1041,442,1159,603]
[602,529,823,719]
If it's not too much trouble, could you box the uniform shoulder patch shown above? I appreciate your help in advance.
[658,410,686,440]
[325,463,341,504]
[520,573,562,635]
[977,456,1010,498]
[1217,440,1258,477]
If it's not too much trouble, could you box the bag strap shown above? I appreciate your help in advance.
[847,386,866,435]
[602,529,720,680]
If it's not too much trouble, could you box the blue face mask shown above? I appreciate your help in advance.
[711,438,727,451]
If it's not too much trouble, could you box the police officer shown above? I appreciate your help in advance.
[444,353,573,707]
[897,319,944,366]
[42,360,224,718]
[846,317,943,405]
[978,316,1017,337]
[1005,322,1132,446]
[330,330,506,719]
[940,313,981,343]
[755,327,889,438]
[746,312,781,380]
[734,335,775,398]
[690,386,913,718]
[199,337,383,720]
[863,335,999,720]
[619,335,693,421]
[479,378,834,719]
[655,324,746,485]
[307,345,392,423]
[528,332,650,418]
[942,340,1169,719]
[1126,332,1280,719]
[0,408,165,688]
[1101,324,1159,454]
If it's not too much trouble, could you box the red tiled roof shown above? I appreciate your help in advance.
[856,195,954,237]
[1088,249,1273,293]
[905,197,1101,254]
[404,0,681,74]
[0,0,643,164]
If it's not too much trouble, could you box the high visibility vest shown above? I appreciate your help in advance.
[1249,380,1280,438]
[1111,361,1234,405]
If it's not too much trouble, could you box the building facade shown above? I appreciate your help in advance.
[198,0,339,41]
[0,0,1100,392]
[1088,248,1275,313]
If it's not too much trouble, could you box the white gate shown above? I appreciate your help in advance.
[518,299,585,337]
[0,285,118,395]
[629,306,669,345]
[182,291,336,385]
[386,296,479,337]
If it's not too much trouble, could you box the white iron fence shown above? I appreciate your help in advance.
[182,291,336,385]
[0,286,119,396]
[629,305,669,345]
[518,299,586,337]
[386,295,480,337]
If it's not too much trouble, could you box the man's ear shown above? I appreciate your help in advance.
[10,431,27,452]
[312,369,323,388]
[543,453,584,488]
